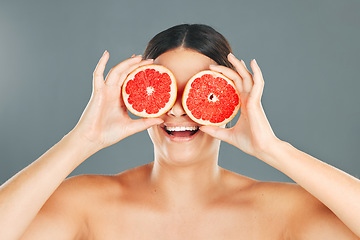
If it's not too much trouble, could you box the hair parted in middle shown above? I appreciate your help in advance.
[143,24,235,70]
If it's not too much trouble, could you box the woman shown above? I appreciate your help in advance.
[0,24,359,239]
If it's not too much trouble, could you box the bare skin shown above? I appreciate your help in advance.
[26,165,355,240]
[0,48,359,240]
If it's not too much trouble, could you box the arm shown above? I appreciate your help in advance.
[269,141,360,239]
[0,133,94,240]
[0,52,162,240]
[201,54,360,238]
[286,183,359,239]
[19,174,94,240]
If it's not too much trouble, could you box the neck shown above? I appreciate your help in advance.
[149,153,222,208]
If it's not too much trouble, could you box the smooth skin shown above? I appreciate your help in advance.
[0,48,359,240]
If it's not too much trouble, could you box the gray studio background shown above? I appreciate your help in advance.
[1,0,359,184]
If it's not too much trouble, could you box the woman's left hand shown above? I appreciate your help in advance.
[200,53,281,159]
[201,54,360,239]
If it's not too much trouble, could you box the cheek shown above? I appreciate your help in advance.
[202,133,222,148]
[147,127,160,145]
[147,126,169,149]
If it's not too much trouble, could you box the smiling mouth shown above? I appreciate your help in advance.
[163,126,200,138]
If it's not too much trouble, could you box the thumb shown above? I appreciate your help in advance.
[128,118,164,135]
[200,125,229,142]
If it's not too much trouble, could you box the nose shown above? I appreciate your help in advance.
[167,96,187,117]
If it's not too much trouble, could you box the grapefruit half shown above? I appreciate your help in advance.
[182,70,240,126]
[122,65,177,118]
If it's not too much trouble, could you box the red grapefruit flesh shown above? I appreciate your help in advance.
[182,70,240,126]
[122,65,177,118]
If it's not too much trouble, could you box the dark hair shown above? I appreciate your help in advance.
[144,24,236,128]
[143,24,235,70]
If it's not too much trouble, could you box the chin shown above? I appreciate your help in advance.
[148,126,221,167]
[164,145,206,166]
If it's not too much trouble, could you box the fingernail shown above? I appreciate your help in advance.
[103,50,108,56]
[241,60,247,68]
[130,54,136,58]
[229,52,236,58]
[253,59,257,64]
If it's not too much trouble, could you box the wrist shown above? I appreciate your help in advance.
[64,129,103,157]
[255,138,291,168]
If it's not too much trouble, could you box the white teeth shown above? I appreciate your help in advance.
[165,126,198,131]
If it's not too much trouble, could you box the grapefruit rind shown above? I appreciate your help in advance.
[122,64,177,118]
[182,70,240,126]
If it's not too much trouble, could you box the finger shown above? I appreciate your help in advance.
[126,118,164,136]
[93,50,109,89]
[241,60,249,71]
[115,58,154,88]
[105,57,153,86]
[199,125,230,142]
[209,65,244,93]
[249,59,265,101]
[105,55,142,85]
[228,53,254,93]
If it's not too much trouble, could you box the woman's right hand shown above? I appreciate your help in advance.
[71,51,164,150]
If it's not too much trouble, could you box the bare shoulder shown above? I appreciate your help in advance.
[24,167,148,238]
[58,163,151,196]
[62,173,123,195]
[220,171,358,239]
[220,170,302,211]
[55,165,150,206]
[40,174,124,219]
[253,181,358,239]
[21,174,123,239]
